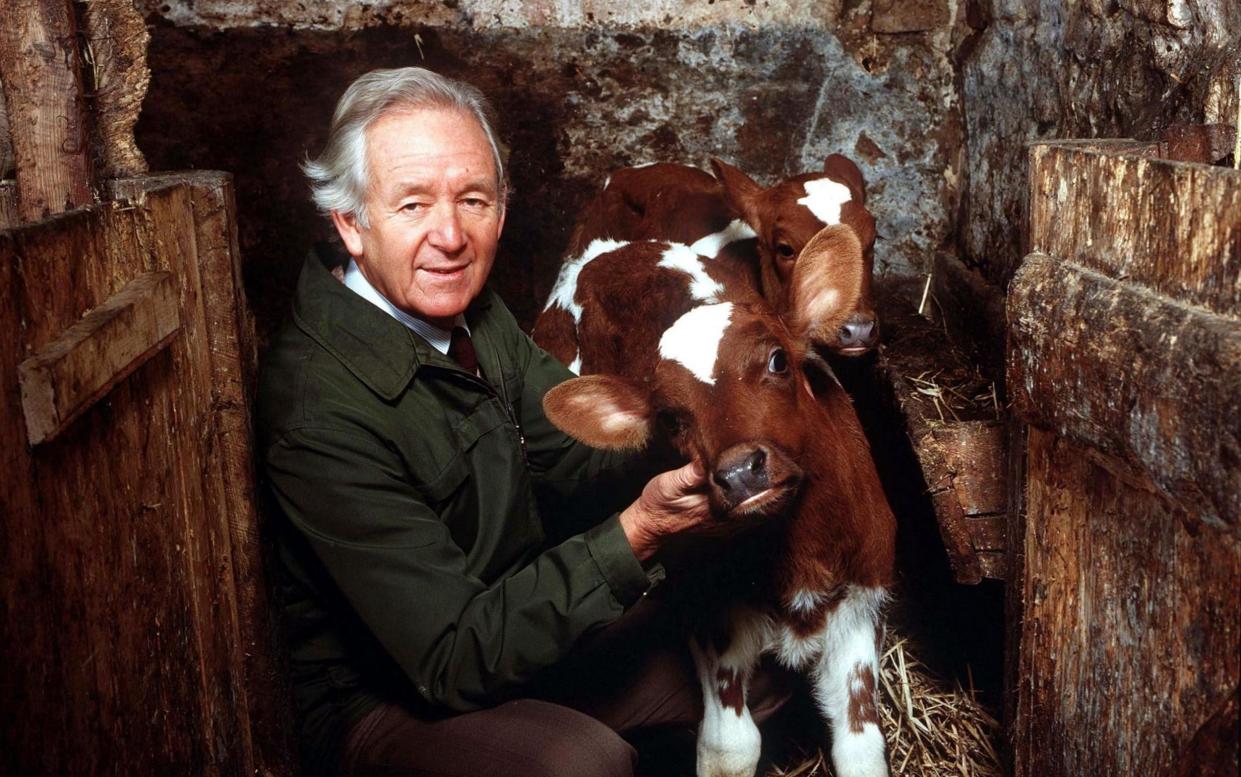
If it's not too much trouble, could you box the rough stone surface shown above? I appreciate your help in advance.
[126,0,1239,346]
[873,0,950,33]
[137,0,845,31]
[134,7,966,340]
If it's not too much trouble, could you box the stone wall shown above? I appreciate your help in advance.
[130,0,970,337]
[2,1,1237,340]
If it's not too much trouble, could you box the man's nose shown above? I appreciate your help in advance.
[427,205,466,252]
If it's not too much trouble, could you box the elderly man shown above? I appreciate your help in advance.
[259,67,788,777]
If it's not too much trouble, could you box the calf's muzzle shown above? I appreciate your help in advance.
[710,443,804,517]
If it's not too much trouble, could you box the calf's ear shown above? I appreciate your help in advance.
[543,375,653,450]
[709,157,763,231]
[823,154,867,205]
[790,224,864,343]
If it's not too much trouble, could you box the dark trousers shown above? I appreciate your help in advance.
[339,600,796,777]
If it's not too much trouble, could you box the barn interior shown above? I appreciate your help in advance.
[2,1,1238,776]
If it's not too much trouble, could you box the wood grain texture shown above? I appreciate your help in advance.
[0,0,95,221]
[0,180,16,229]
[1014,430,1240,776]
[1009,142,1241,776]
[1028,140,1241,317]
[112,172,298,776]
[19,270,181,445]
[82,0,150,177]
[1009,253,1241,528]
[0,176,289,777]
[877,279,1009,584]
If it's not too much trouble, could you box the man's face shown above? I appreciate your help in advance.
[333,107,505,327]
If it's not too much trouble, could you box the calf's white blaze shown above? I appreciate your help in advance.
[658,303,733,386]
[544,238,628,321]
[798,177,852,225]
[690,219,758,259]
[658,243,725,302]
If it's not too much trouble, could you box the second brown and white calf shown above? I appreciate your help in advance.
[538,225,896,777]
[553,155,880,357]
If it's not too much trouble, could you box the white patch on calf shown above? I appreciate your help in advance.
[657,243,725,302]
[658,303,733,386]
[544,238,629,322]
[788,589,828,613]
[809,586,889,777]
[568,354,582,375]
[690,609,770,777]
[798,178,853,225]
[690,219,758,259]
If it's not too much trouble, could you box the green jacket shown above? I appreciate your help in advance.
[257,251,659,769]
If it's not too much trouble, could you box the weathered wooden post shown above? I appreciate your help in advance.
[0,0,96,220]
[0,2,295,774]
[1007,139,1240,775]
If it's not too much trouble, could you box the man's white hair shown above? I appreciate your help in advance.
[303,67,508,228]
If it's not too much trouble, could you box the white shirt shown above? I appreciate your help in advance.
[342,259,469,356]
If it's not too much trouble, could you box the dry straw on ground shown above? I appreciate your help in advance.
[768,635,1002,777]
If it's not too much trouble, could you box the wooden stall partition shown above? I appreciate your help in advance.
[0,173,293,777]
[1006,140,1240,776]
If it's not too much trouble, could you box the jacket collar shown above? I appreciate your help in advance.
[292,246,495,400]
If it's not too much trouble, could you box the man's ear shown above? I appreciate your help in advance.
[790,224,864,344]
[709,157,763,232]
[543,375,653,450]
[331,210,366,258]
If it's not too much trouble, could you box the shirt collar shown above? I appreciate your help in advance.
[343,258,469,356]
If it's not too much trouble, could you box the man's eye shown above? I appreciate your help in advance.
[462,197,489,208]
[401,202,427,212]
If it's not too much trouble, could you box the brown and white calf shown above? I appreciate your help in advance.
[555,155,880,356]
[538,226,896,777]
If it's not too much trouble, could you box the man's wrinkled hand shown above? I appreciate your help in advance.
[619,460,711,560]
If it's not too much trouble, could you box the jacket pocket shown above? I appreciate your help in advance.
[422,452,468,504]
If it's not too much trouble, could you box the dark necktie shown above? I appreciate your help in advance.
[448,326,479,375]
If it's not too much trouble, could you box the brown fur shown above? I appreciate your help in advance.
[554,157,879,356]
[847,662,881,733]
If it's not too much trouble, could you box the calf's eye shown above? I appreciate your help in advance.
[767,348,788,375]
[657,408,687,436]
[776,243,795,259]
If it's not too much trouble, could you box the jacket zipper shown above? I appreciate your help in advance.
[440,364,529,467]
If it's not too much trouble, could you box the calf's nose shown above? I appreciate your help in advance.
[713,446,770,503]
[837,313,879,351]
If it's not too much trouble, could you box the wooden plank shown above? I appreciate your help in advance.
[914,421,1008,584]
[1009,252,1241,528]
[0,180,15,229]
[1014,429,1240,776]
[874,278,1009,584]
[1011,140,1241,776]
[1,184,251,777]
[0,0,95,221]
[1028,140,1241,317]
[18,270,181,445]
[112,172,296,775]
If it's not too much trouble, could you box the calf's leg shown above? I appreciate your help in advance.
[690,607,769,777]
[810,586,889,777]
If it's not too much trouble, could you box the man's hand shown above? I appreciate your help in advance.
[619,460,711,560]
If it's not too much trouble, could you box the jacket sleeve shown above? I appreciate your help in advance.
[264,424,655,712]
